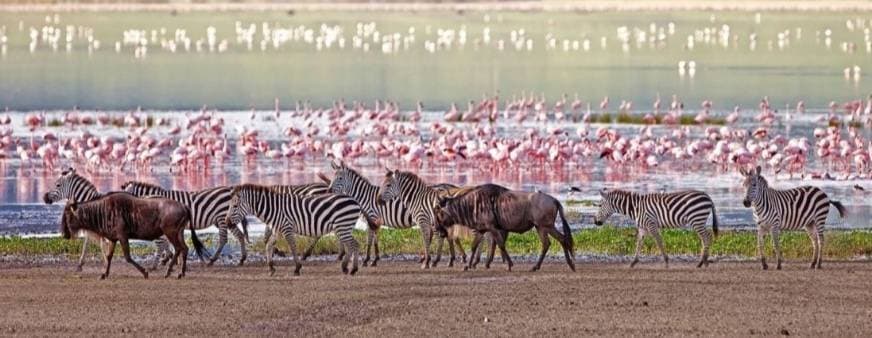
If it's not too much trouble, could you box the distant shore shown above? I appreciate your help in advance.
[3,1,872,13]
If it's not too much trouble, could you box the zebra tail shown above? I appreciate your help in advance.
[710,204,719,237]
[188,220,209,262]
[830,200,847,218]
[556,202,575,254]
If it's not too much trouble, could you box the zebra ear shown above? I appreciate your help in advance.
[331,159,341,170]
[599,188,607,197]
[738,167,747,176]
[755,165,762,175]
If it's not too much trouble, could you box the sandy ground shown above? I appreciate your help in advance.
[2,258,872,336]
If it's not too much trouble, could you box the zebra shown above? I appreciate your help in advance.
[43,168,170,271]
[376,169,443,269]
[259,182,330,260]
[740,166,846,270]
[586,187,719,268]
[224,184,361,276]
[121,181,249,266]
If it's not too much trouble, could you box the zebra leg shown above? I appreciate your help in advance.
[207,226,230,266]
[756,227,768,270]
[694,223,712,268]
[340,234,361,276]
[532,228,550,272]
[371,227,380,267]
[76,236,90,272]
[362,225,375,266]
[100,240,116,280]
[280,226,302,276]
[630,228,647,268]
[805,226,818,269]
[649,228,668,269]
[163,235,183,279]
[151,238,169,271]
[418,223,433,269]
[456,237,468,264]
[300,235,320,261]
[265,227,278,276]
[816,229,825,269]
[265,226,287,258]
[770,226,783,270]
[227,225,248,266]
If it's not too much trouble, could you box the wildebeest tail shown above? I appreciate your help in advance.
[830,200,847,218]
[556,202,575,254]
[188,219,209,262]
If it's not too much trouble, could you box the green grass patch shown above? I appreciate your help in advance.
[47,118,63,127]
[8,227,872,260]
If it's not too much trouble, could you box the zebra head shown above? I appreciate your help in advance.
[43,168,84,204]
[593,188,617,226]
[377,168,401,203]
[328,160,352,195]
[225,186,253,227]
[740,165,766,207]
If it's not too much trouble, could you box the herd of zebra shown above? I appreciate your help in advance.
[43,162,847,279]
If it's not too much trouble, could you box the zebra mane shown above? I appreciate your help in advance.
[604,189,641,200]
[340,165,373,185]
[66,172,98,192]
[232,183,271,195]
[393,170,429,189]
[125,181,165,191]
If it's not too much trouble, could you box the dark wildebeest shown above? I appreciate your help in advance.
[433,184,576,272]
[60,192,206,279]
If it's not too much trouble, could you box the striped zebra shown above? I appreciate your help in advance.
[586,187,719,268]
[259,182,330,259]
[376,169,443,269]
[121,181,249,266]
[43,168,170,270]
[224,184,361,276]
[740,166,846,270]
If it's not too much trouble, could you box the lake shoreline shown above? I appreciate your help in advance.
[3,1,872,13]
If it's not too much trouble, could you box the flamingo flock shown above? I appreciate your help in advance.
[0,93,871,183]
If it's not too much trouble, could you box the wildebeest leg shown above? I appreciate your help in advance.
[164,230,186,279]
[531,228,550,272]
[265,226,278,276]
[490,230,513,271]
[464,232,484,271]
[485,231,501,269]
[100,240,116,280]
[454,237,467,264]
[76,236,90,272]
[432,233,445,267]
[120,238,148,279]
[446,234,456,267]
[418,222,433,269]
[545,227,576,271]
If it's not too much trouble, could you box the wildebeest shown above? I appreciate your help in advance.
[60,192,206,279]
[433,184,576,272]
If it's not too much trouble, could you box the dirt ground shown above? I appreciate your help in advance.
[1,259,871,336]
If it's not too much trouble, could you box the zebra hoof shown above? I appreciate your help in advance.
[529,266,539,272]
[75,265,83,272]
[177,273,184,279]
[370,260,378,267]
[350,267,358,276]
[341,267,349,274]
[463,266,470,272]
[761,264,768,270]
[99,274,108,280]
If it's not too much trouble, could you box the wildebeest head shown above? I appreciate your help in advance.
[593,188,614,226]
[43,167,78,205]
[740,165,765,208]
[377,168,401,203]
[432,196,455,231]
[60,202,79,239]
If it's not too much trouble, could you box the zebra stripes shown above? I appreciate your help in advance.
[740,166,846,270]
[121,181,248,266]
[589,187,719,268]
[328,161,413,266]
[377,169,442,269]
[225,184,362,275]
[260,182,331,259]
